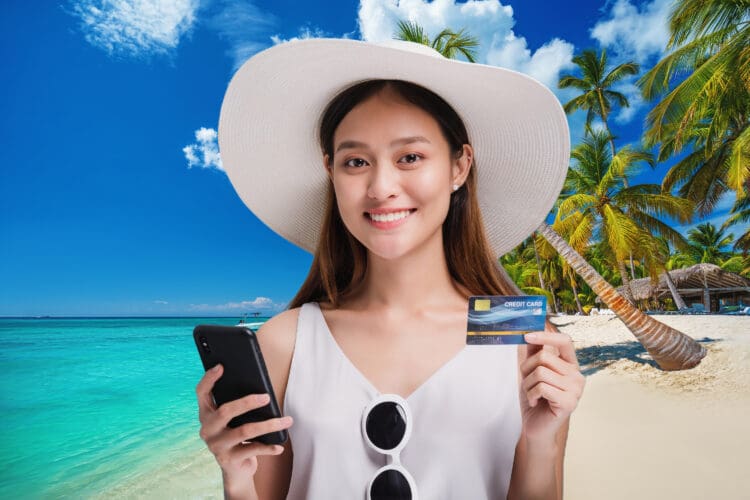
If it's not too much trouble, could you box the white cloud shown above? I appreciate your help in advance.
[189,296,285,312]
[612,81,644,124]
[183,127,223,171]
[70,0,199,57]
[271,25,331,45]
[591,0,671,63]
[153,300,168,304]
[206,0,278,70]
[357,0,575,93]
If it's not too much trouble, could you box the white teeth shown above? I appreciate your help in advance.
[370,210,412,222]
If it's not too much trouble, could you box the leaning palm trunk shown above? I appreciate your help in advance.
[663,268,688,310]
[532,233,546,290]
[538,222,706,371]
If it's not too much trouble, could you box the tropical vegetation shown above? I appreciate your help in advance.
[392,2,750,370]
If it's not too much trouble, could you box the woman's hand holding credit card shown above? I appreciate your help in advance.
[467,296,585,442]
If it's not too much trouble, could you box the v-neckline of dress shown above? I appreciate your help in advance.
[312,302,467,403]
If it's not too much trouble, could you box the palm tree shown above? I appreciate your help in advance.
[684,222,735,264]
[394,20,479,62]
[535,242,566,314]
[719,254,750,279]
[537,222,706,370]
[558,49,639,156]
[398,23,706,370]
[554,130,694,302]
[638,0,750,215]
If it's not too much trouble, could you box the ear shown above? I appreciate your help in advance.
[451,144,473,188]
[323,154,333,180]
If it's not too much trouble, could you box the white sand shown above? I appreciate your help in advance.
[555,314,750,500]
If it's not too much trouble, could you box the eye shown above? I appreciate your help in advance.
[399,153,422,164]
[343,157,369,168]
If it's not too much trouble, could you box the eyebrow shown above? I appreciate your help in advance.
[334,136,431,153]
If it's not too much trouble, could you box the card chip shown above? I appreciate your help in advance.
[474,299,491,311]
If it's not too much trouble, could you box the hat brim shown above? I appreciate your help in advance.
[219,38,570,257]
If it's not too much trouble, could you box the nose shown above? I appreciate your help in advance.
[366,163,400,200]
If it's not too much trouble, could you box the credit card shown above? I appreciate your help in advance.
[466,295,546,345]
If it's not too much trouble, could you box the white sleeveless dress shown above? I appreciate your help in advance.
[283,302,522,499]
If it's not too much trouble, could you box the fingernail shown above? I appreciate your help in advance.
[274,445,284,453]
[282,416,293,425]
[257,394,270,403]
[211,364,221,372]
[525,333,538,341]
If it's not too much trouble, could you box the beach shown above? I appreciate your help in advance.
[557,314,750,500]
[83,314,749,499]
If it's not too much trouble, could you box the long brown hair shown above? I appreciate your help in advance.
[289,80,518,309]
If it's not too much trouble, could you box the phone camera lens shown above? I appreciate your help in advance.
[199,336,211,353]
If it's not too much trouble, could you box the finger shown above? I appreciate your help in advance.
[524,332,578,366]
[211,393,272,429]
[215,442,285,471]
[527,381,577,413]
[213,416,293,451]
[201,392,271,438]
[196,364,223,412]
[236,442,286,458]
[520,347,578,378]
[521,365,568,394]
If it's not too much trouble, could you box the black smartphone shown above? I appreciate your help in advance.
[193,324,288,445]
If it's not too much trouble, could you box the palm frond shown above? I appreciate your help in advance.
[638,26,735,100]
[557,194,598,218]
[601,205,641,261]
[728,123,750,193]
[601,61,639,87]
[394,20,430,46]
[669,0,748,47]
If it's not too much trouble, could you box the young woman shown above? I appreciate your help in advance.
[196,39,585,500]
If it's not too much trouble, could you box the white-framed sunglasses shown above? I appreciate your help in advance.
[361,394,419,500]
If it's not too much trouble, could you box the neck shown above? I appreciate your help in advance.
[350,233,464,312]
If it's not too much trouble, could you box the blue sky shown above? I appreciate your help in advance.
[1,0,744,316]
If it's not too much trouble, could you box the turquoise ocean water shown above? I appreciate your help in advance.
[0,317,268,498]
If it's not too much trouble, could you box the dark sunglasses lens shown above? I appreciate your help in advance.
[366,402,407,450]
[370,469,412,500]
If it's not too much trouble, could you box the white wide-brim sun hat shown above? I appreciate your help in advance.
[219,38,570,257]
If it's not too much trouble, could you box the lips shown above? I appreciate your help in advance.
[367,209,413,222]
[364,208,416,227]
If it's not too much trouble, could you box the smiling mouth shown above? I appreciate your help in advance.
[365,209,416,223]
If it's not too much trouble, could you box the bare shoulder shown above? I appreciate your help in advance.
[256,308,299,398]
[256,307,299,358]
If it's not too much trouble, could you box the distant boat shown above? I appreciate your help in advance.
[237,313,264,331]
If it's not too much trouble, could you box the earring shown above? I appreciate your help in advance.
[452,184,460,192]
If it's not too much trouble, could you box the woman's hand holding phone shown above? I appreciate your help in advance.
[196,363,294,496]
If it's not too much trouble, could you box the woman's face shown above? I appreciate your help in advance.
[326,87,471,261]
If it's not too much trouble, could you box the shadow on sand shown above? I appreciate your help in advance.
[576,337,721,376]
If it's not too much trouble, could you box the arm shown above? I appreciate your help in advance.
[206,310,298,500]
[249,308,299,500]
[507,416,569,499]
[507,328,584,500]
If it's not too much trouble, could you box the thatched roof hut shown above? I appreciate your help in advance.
[615,263,750,312]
